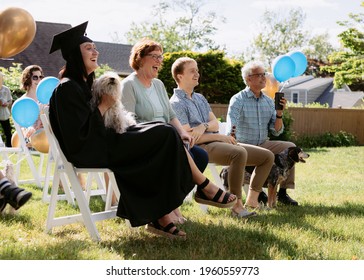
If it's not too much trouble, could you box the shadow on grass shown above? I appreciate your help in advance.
[99,202,364,260]
[0,236,92,260]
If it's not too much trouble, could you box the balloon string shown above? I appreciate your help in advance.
[0,154,27,168]
[279,81,289,92]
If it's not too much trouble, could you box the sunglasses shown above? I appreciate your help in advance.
[32,75,44,81]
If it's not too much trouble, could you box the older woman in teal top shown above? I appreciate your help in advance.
[121,39,209,174]
[121,39,227,223]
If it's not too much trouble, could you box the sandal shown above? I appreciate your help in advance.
[244,202,272,212]
[194,178,236,208]
[6,187,32,210]
[146,221,186,240]
[0,196,6,213]
[231,208,257,218]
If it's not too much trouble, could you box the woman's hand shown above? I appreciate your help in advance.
[179,129,195,147]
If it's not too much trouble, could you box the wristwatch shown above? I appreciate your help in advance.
[203,123,209,131]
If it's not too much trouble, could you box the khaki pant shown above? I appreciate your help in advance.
[199,142,274,198]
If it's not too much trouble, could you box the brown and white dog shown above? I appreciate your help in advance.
[90,72,136,133]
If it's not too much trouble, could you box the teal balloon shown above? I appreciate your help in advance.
[11,97,39,127]
[36,76,59,104]
[289,51,308,77]
[272,55,296,82]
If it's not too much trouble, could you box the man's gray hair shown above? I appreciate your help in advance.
[241,61,265,84]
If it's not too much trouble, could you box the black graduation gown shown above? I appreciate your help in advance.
[49,79,194,227]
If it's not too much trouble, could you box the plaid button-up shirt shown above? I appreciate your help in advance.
[226,87,283,145]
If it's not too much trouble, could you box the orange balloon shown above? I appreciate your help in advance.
[30,129,49,153]
[0,7,36,58]
[11,131,20,148]
[262,73,280,99]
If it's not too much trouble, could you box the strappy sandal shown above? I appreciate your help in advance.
[6,185,32,210]
[0,196,6,212]
[194,178,237,208]
[146,221,186,240]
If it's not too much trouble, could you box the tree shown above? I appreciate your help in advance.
[0,63,24,97]
[321,2,364,90]
[246,8,308,66]
[303,32,336,63]
[123,0,225,52]
[246,8,335,71]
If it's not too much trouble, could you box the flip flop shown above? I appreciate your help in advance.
[146,221,186,240]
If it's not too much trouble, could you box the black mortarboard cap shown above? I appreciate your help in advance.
[49,21,93,60]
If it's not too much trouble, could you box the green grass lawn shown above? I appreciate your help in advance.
[0,146,363,260]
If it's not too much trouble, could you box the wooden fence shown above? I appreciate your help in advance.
[210,104,364,145]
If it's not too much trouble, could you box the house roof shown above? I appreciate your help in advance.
[286,77,333,91]
[95,41,133,76]
[283,75,363,108]
[0,21,133,77]
[317,85,364,108]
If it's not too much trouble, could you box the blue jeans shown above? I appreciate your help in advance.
[189,145,208,173]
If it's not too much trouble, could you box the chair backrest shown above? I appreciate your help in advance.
[218,122,227,135]
[40,109,70,171]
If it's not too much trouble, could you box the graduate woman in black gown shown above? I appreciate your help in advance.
[48,22,236,239]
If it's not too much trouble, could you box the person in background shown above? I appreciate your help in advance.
[20,65,45,138]
[121,38,210,224]
[227,60,299,206]
[170,57,274,216]
[0,72,13,147]
[48,23,236,240]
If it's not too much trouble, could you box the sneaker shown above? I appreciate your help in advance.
[231,208,257,218]
[278,193,298,206]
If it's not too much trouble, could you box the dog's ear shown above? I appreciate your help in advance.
[288,147,300,162]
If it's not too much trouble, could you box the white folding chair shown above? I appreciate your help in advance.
[9,121,46,188]
[40,111,126,241]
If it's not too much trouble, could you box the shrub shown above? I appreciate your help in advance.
[268,110,294,141]
[294,131,358,148]
[159,50,244,104]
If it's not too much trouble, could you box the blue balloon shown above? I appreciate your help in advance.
[272,55,296,82]
[289,51,308,77]
[11,97,40,128]
[36,76,59,104]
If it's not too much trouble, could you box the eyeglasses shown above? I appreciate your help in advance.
[248,72,267,78]
[146,54,164,62]
[32,75,44,81]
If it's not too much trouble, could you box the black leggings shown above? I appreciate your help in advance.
[0,119,12,147]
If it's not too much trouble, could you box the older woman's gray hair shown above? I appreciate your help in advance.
[241,61,266,84]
